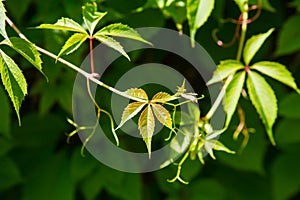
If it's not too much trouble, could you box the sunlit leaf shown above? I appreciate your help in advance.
[243,28,274,66]
[2,37,45,78]
[275,15,300,56]
[82,2,107,35]
[95,23,152,45]
[125,88,148,100]
[246,71,277,145]
[0,50,27,125]
[138,105,155,157]
[204,139,235,160]
[116,102,146,129]
[252,61,300,94]
[207,59,244,85]
[223,71,246,127]
[152,104,172,129]
[93,34,130,60]
[151,91,176,103]
[0,0,8,40]
[233,0,246,12]
[187,0,215,47]
[36,17,87,33]
[58,33,89,58]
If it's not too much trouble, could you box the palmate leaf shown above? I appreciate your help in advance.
[0,50,27,125]
[36,17,87,34]
[82,2,107,35]
[138,105,155,157]
[93,34,130,61]
[223,71,246,127]
[247,71,277,145]
[207,59,244,85]
[0,0,8,40]
[243,28,274,66]
[152,104,172,129]
[252,61,300,94]
[58,33,89,58]
[116,102,146,130]
[1,37,46,78]
[95,23,152,45]
[187,0,215,47]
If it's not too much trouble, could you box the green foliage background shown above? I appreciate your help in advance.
[1,0,300,199]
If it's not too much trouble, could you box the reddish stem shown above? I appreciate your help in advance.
[89,37,95,74]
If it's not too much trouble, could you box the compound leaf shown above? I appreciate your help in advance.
[82,2,107,35]
[246,71,277,145]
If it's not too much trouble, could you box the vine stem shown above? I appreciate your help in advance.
[204,2,249,121]
[5,17,148,103]
[89,37,95,74]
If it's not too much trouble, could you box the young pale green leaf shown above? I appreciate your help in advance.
[223,71,246,127]
[275,15,300,56]
[58,33,89,58]
[116,102,146,130]
[246,71,277,145]
[93,34,130,61]
[36,17,87,33]
[187,103,200,122]
[0,0,8,40]
[233,0,247,12]
[151,104,172,129]
[2,37,45,78]
[187,0,215,47]
[82,2,107,35]
[207,59,244,85]
[138,105,155,157]
[125,88,148,100]
[204,140,235,160]
[252,61,300,94]
[95,23,152,45]
[243,28,274,66]
[0,50,27,125]
[151,91,177,103]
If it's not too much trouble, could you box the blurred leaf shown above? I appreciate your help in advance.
[279,93,300,119]
[0,156,22,190]
[37,17,87,33]
[271,153,300,200]
[95,23,151,45]
[93,34,130,60]
[243,28,274,66]
[233,0,246,12]
[249,0,275,12]
[187,0,215,47]
[0,137,12,157]
[0,86,10,137]
[116,102,146,129]
[247,71,277,145]
[207,59,244,85]
[152,104,172,129]
[138,105,155,156]
[275,14,300,56]
[275,119,300,149]
[163,1,186,31]
[0,49,27,125]
[82,2,107,35]
[80,167,105,200]
[252,61,300,94]
[0,0,8,40]
[290,0,300,11]
[223,71,246,127]
[2,37,46,78]
[58,33,89,58]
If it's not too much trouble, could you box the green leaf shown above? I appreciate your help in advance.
[151,91,176,103]
[93,34,130,61]
[204,140,235,160]
[252,61,300,93]
[82,2,107,35]
[125,88,148,100]
[275,119,300,148]
[152,104,172,129]
[243,28,274,65]
[207,59,244,85]
[0,86,11,137]
[0,50,27,125]
[187,0,215,47]
[164,1,186,31]
[275,14,300,56]
[2,37,46,78]
[187,102,200,121]
[246,71,277,145]
[116,102,146,129]
[279,93,300,119]
[233,0,246,12]
[223,71,246,127]
[138,105,155,157]
[0,157,22,190]
[36,17,87,33]
[0,0,8,40]
[58,33,89,58]
[95,23,152,45]
[249,0,275,12]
